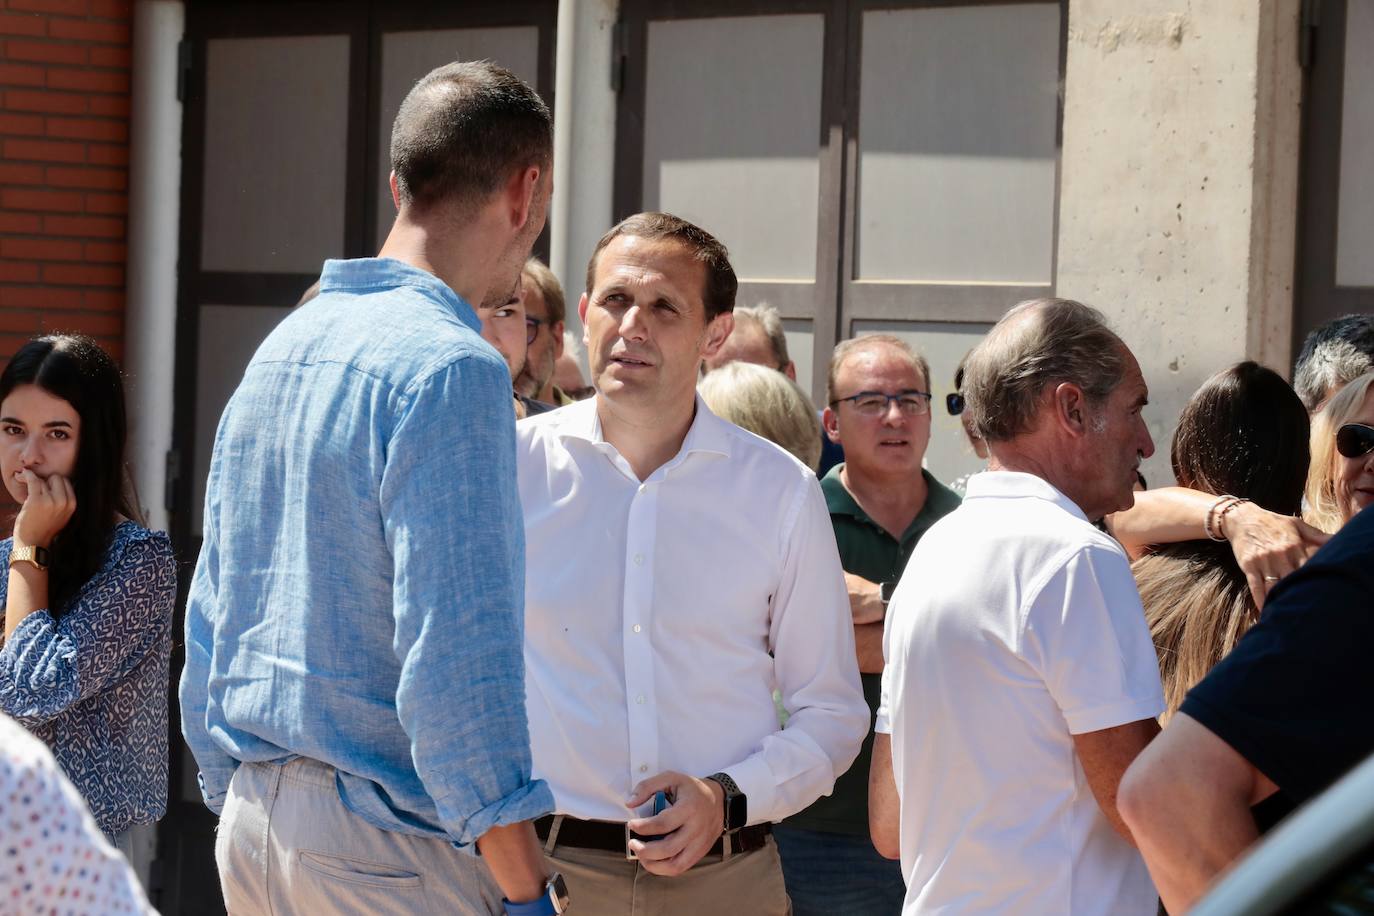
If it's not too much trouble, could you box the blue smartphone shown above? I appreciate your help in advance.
[626,790,672,857]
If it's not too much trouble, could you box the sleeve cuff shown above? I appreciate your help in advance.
[723,755,779,827]
[1063,694,1164,735]
[198,769,233,815]
[442,778,556,849]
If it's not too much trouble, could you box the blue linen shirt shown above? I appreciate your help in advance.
[0,521,175,839]
[179,257,554,847]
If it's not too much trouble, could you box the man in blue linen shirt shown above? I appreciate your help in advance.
[180,61,563,915]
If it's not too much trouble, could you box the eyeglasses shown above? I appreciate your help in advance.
[946,392,965,416]
[830,390,932,417]
[525,316,545,346]
[1335,423,1374,459]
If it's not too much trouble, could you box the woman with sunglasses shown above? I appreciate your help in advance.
[0,335,176,853]
[1304,369,1374,533]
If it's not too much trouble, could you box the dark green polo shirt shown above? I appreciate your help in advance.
[783,464,961,836]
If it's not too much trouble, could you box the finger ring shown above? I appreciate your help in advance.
[1263,575,1280,582]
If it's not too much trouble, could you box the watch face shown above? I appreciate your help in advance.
[725,792,747,831]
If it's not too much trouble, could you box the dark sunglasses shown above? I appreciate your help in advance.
[524,316,545,346]
[1336,423,1374,459]
[946,392,965,416]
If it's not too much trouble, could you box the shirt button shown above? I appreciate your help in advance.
[636,695,645,704]
[640,764,648,773]
[633,554,644,566]
[632,624,642,633]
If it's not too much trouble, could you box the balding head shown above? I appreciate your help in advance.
[963,298,1127,443]
[704,304,793,378]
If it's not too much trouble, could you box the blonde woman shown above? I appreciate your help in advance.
[1304,369,1374,533]
[698,360,823,471]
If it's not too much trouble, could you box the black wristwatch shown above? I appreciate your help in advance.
[706,772,747,833]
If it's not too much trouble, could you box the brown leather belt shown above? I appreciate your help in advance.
[535,814,771,856]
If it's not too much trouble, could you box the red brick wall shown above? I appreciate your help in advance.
[0,0,131,364]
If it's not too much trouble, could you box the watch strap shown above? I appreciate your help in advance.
[503,872,567,916]
[707,772,747,833]
[9,545,49,571]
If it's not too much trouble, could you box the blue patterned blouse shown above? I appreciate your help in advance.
[0,521,176,838]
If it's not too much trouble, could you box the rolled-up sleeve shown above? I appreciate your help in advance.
[724,475,869,825]
[380,353,554,845]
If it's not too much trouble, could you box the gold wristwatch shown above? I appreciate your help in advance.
[10,545,50,571]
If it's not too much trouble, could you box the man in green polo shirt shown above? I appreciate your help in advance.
[773,334,961,915]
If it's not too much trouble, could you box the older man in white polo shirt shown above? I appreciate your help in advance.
[517,212,868,914]
[869,298,1164,915]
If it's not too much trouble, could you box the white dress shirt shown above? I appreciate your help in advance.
[516,396,869,825]
[877,471,1163,915]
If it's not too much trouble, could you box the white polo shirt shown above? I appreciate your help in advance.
[877,471,1163,915]
[517,397,869,825]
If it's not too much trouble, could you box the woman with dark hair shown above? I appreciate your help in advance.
[0,334,175,852]
[1132,361,1310,721]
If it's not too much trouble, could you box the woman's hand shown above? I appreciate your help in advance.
[13,469,76,549]
[1227,501,1329,608]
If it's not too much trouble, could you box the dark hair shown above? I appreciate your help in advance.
[584,212,738,320]
[0,335,141,618]
[1293,314,1374,411]
[1171,361,1309,516]
[390,60,552,212]
[1133,361,1309,718]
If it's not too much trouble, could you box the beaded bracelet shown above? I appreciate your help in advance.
[1204,495,1239,541]
[1216,497,1251,541]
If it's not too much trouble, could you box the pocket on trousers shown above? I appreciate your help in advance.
[294,850,432,916]
[297,850,424,889]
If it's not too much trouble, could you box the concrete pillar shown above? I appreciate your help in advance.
[1055,0,1302,485]
[124,0,183,535]
[122,0,183,890]
[550,0,619,361]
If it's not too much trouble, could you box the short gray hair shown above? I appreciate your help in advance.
[826,335,930,405]
[1293,314,1374,411]
[964,298,1126,442]
[734,304,790,369]
[699,361,822,470]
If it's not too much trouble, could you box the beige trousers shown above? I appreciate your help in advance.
[216,758,506,916]
[543,817,792,916]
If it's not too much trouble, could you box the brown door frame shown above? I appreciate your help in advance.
[612,0,1066,405]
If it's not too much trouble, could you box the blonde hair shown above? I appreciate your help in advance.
[1135,552,1256,722]
[1305,370,1374,533]
[698,361,822,470]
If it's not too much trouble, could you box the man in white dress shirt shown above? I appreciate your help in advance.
[869,298,1165,915]
[516,211,869,914]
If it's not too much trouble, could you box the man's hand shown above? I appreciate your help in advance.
[624,771,724,876]
[1226,502,1329,607]
[846,572,885,625]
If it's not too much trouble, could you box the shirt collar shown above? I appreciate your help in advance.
[822,464,961,543]
[963,470,1089,523]
[554,394,733,471]
[317,258,478,330]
